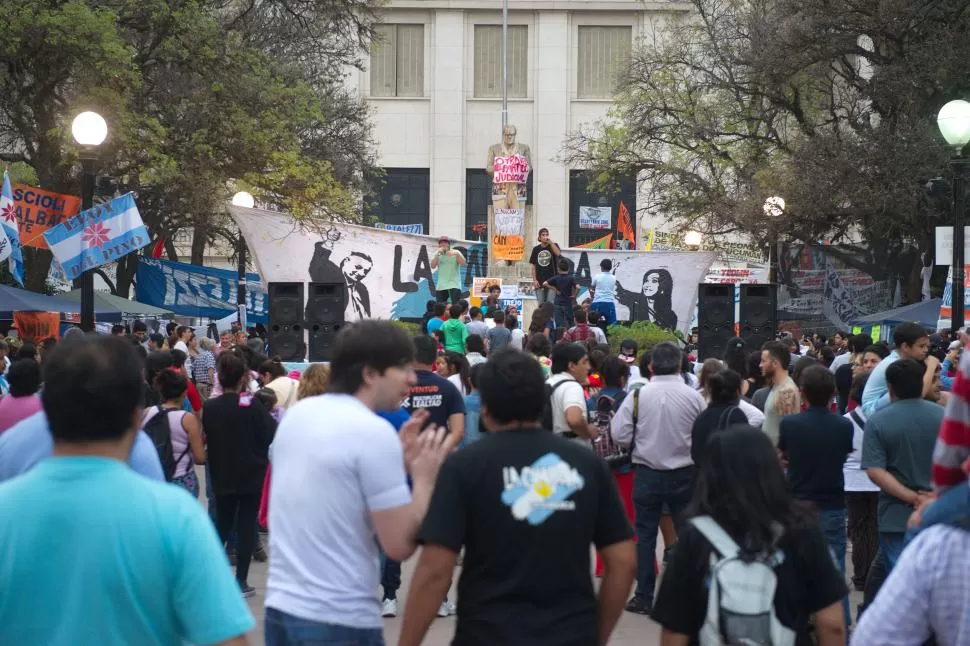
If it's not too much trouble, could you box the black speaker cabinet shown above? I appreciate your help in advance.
[268,282,305,361]
[307,282,346,362]
[739,283,778,351]
[697,283,736,361]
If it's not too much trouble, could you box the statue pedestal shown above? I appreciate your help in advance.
[487,204,537,331]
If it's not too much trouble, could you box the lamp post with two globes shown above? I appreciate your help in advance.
[937,100,970,332]
[231,191,255,330]
[71,111,108,332]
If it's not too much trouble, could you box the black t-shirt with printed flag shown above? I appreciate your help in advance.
[405,370,465,431]
[530,243,558,285]
[418,428,634,646]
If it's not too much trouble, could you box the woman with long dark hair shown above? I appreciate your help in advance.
[722,337,748,393]
[442,351,472,396]
[652,427,847,645]
[616,268,677,330]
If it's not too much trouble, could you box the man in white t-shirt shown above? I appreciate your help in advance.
[173,325,194,374]
[546,344,599,446]
[588,259,618,326]
[265,320,457,644]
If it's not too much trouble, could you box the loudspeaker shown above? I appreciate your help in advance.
[307,282,346,362]
[697,283,735,361]
[739,283,777,351]
[268,282,305,361]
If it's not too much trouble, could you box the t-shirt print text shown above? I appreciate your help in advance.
[501,453,586,525]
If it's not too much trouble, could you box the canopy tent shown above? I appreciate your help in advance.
[0,284,122,320]
[850,298,943,330]
[56,289,174,317]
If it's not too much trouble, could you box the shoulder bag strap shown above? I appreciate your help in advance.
[690,516,741,559]
[849,409,864,429]
[717,405,739,430]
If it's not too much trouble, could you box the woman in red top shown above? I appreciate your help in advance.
[171,349,203,413]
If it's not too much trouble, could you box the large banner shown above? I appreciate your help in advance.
[559,248,715,333]
[230,207,490,321]
[135,257,268,323]
[12,184,82,249]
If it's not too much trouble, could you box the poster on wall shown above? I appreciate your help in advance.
[559,248,715,333]
[230,207,490,321]
[578,206,611,230]
[493,208,525,261]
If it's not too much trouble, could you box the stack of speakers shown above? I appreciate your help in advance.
[267,282,346,362]
[696,283,777,361]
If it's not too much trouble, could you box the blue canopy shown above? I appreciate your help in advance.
[0,284,121,321]
[850,298,942,329]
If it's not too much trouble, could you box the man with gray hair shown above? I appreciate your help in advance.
[609,341,707,615]
[193,337,217,400]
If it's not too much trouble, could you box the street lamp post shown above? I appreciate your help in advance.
[71,111,108,332]
[764,196,785,285]
[938,100,970,332]
[231,191,255,331]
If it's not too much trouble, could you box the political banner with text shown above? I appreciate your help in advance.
[493,208,525,261]
[559,248,716,333]
[12,184,81,249]
[492,155,530,185]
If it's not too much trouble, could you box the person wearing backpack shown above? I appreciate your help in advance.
[141,369,206,497]
[652,426,848,646]
[544,344,598,445]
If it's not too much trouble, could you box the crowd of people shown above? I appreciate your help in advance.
[0,300,969,645]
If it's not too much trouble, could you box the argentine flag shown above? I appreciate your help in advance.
[0,171,25,286]
[43,192,150,282]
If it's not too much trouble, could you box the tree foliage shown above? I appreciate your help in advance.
[562,0,970,297]
[0,0,379,293]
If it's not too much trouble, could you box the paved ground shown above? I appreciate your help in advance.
[238,538,864,645]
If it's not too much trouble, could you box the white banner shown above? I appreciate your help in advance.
[559,248,716,333]
[578,206,611,230]
[494,208,524,236]
[230,207,489,321]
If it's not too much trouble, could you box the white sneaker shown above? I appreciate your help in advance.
[437,601,453,617]
[381,598,398,617]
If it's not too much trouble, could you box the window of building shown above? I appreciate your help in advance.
[577,26,632,99]
[370,24,424,97]
[568,170,637,247]
[474,25,528,98]
[366,168,430,233]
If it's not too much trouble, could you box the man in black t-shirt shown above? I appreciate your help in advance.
[405,336,465,442]
[529,228,561,305]
[398,351,636,646]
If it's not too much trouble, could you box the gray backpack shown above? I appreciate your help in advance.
[691,516,795,646]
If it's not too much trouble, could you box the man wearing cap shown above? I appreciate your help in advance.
[529,228,561,305]
[431,237,466,305]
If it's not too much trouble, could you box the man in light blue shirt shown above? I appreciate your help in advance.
[861,322,930,417]
[0,410,164,482]
[0,335,253,646]
[589,258,618,326]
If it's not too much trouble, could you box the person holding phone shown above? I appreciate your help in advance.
[431,236,466,305]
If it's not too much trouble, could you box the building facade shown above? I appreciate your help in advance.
[347,1,691,248]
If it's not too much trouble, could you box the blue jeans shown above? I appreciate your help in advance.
[589,302,617,326]
[632,465,694,605]
[554,303,574,330]
[879,531,905,572]
[265,608,385,646]
[818,508,850,628]
[381,557,402,601]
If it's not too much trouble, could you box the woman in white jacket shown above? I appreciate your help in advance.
[257,358,301,411]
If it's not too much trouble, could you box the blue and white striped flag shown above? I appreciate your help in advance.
[43,192,150,281]
[0,171,25,286]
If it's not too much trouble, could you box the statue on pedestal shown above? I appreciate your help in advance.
[486,125,532,210]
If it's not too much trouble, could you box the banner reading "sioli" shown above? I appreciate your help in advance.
[230,207,489,322]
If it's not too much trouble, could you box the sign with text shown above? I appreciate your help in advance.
[579,206,611,230]
[135,257,268,322]
[12,184,81,249]
[13,312,60,343]
[493,207,525,261]
[492,155,530,185]
[934,226,970,265]
[375,222,424,235]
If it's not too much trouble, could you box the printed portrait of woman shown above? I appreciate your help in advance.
[617,268,678,330]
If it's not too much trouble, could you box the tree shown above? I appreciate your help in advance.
[0,0,378,294]
[562,0,970,300]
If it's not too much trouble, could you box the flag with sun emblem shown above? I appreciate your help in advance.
[43,192,149,281]
[0,171,25,286]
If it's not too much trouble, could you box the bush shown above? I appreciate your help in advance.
[390,319,422,337]
[607,321,680,358]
